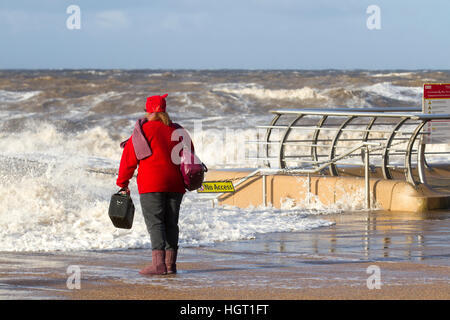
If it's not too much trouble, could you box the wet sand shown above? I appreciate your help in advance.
[1,210,449,300]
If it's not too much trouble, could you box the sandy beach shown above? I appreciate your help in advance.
[1,210,449,300]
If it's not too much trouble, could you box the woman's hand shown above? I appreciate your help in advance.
[119,187,130,195]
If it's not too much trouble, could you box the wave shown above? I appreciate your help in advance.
[0,122,121,161]
[0,90,41,103]
[370,72,414,78]
[0,169,335,252]
[361,82,422,103]
[211,82,423,107]
[0,121,339,252]
[0,151,336,252]
[212,83,328,101]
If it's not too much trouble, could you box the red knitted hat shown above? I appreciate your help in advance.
[146,93,168,113]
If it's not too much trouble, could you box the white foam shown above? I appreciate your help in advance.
[362,82,422,103]
[147,73,164,77]
[0,162,335,251]
[0,122,121,160]
[178,201,334,247]
[0,90,41,103]
[212,81,424,107]
[0,121,262,169]
[371,72,414,78]
[84,91,121,104]
[0,122,338,252]
[213,83,328,101]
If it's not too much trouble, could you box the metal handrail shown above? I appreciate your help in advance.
[208,107,449,209]
[270,108,450,120]
[214,141,380,209]
[258,107,450,186]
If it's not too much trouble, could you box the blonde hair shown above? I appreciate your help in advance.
[146,112,171,126]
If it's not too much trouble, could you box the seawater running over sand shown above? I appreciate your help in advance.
[0,210,449,299]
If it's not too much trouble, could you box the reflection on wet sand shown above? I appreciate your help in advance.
[0,210,449,299]
[249,210,450,265]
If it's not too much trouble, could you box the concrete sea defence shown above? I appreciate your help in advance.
[205,169,450,213]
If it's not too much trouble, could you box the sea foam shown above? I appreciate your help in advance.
[212,83,328,101]
[362,82,422,103]
[0,90,41,103]
[0,122,338,252]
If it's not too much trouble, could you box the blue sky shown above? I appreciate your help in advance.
[0,0,449,69]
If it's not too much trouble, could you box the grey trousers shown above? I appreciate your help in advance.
[140,192,184,251]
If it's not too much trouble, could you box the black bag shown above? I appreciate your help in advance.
[108,192,135,229]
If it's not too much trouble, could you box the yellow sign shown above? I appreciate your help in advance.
[197,181,235,193]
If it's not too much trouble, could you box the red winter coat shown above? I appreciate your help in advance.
[116,120,187,194]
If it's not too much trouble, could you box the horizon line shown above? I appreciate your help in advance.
[1,67,449,72]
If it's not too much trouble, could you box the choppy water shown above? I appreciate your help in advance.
[0,69,448,252]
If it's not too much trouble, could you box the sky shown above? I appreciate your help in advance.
[0,0,449,69]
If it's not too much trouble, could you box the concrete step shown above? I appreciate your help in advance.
[205,169,450,213]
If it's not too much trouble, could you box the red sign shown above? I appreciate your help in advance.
[423,84,450,99]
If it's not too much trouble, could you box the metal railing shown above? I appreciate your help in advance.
[215,141,379,209]
[209,107,450,208]
[254,107,450,187]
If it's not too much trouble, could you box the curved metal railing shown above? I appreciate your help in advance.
[251,107,450,187]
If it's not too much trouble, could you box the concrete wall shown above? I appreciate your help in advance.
[205,169,450,213]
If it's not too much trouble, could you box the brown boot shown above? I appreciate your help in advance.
[165,249,178,274]
[139,250,167,275]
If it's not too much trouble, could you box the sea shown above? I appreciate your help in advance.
[0,69,449,252]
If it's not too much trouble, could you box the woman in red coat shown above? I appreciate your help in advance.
[116,94,187,275]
